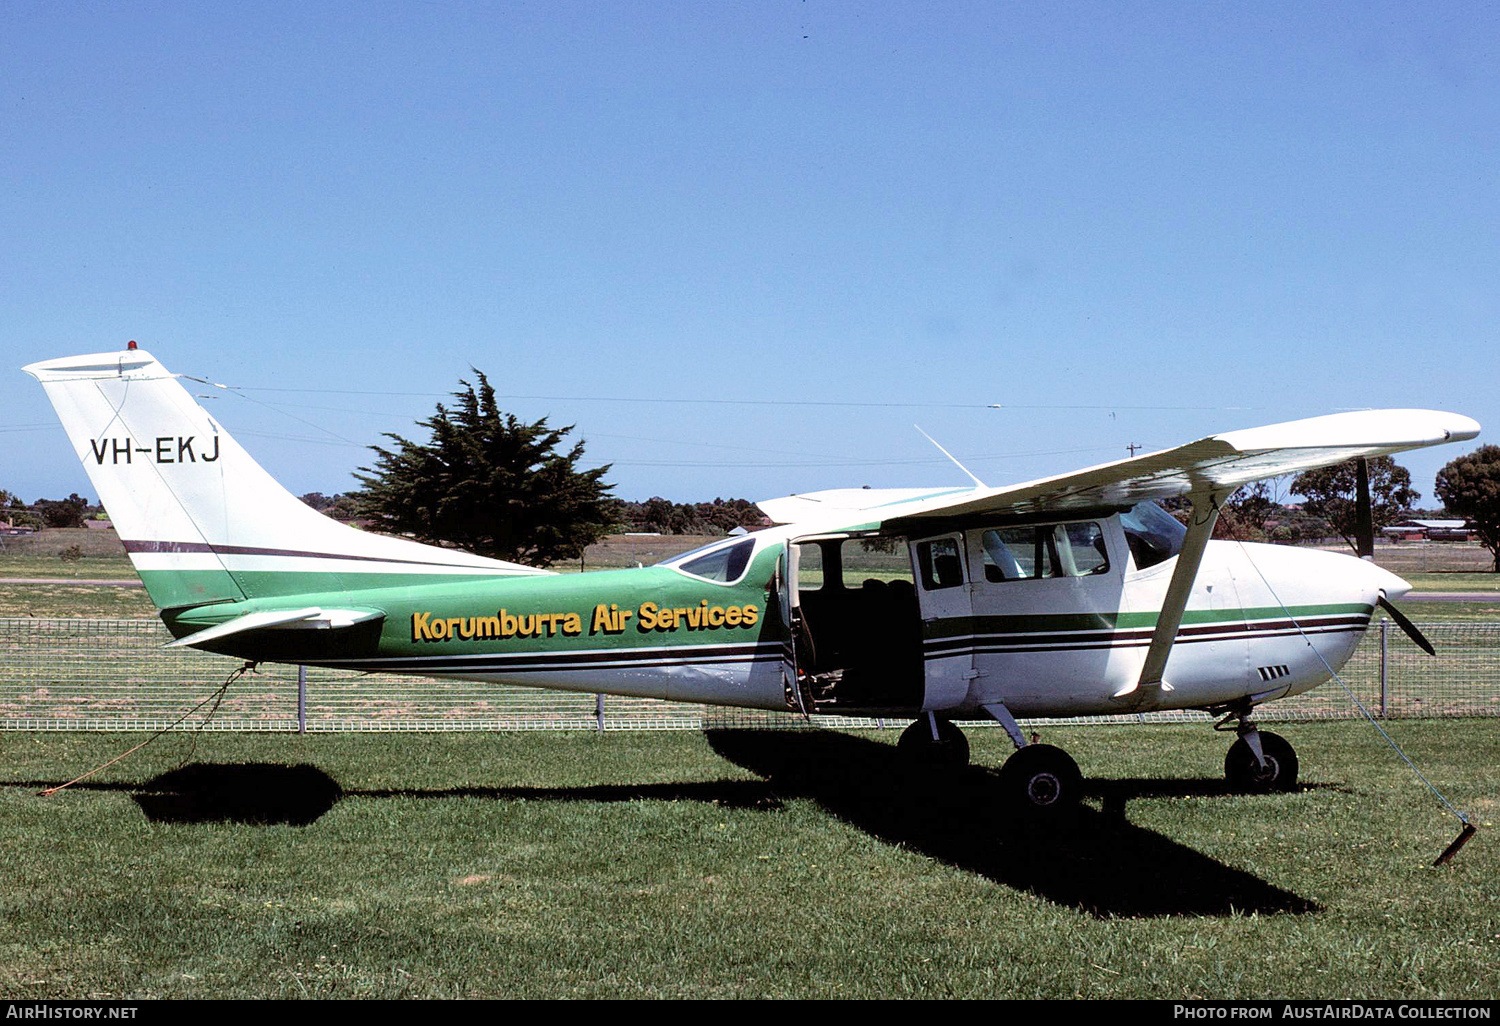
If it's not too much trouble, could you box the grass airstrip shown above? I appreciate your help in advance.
[1,530,1497,999]
[2,724,1496,1000]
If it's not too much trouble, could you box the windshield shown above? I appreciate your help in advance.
[1119,501,1187,570]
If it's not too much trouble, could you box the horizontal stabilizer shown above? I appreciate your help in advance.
[166,607,386,650]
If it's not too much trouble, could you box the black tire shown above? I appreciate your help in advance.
[897,717,970,771]
[999,744,1083,811]
[1224,731,1299,792]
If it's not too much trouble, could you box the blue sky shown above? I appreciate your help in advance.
[4,1,1495,508]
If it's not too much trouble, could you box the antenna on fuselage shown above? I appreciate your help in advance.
[914,425,986,489]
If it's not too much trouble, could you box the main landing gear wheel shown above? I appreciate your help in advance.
[999,744,1082,812]
[1224,731,1299,792]
[898,717,970,771]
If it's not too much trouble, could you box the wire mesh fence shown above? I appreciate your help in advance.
[2,617,1498,732]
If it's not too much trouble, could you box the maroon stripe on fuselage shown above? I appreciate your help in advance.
[121,538,501,570]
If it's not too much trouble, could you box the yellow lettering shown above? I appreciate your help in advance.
[414,608,597,643]
[707,606,725,627]
[725,606,741,627]
[638,602,658,630]
[591,604,613,634]
[741,604,759,627]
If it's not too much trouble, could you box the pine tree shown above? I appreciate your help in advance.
[355,371,616,567]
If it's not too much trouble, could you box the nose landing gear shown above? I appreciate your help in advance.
[1218,704,1299,792]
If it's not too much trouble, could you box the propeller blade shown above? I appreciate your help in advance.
[1355,457,1375,558]
[1378,594,1435,656]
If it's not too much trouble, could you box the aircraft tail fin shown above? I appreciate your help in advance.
[24,347,546,610]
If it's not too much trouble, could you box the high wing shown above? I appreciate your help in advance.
[759,407,1480,706]
[757,409,1481,530]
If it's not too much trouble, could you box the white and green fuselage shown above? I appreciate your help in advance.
[163,553,791,711]
[24,348,1471,723]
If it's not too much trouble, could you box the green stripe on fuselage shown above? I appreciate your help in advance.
[920,603,1373,641]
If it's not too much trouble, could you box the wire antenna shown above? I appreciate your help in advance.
[914,425,986,488]
[1235,543,1477,865]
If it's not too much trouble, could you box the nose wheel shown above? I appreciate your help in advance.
[1224,730,1298,792]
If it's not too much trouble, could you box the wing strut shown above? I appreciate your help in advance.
[1114,490,1226,705]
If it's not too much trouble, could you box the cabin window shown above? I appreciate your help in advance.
[916,538,965,590]
[674,538,755,583]
[795,541,828,590]
[1119,501,1186,570]
[979,522,1109,581]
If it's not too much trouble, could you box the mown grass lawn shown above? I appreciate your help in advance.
[1,723,1494,1000]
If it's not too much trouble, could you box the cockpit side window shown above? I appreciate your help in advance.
[980,522,1109,581]
[674,538,756,583]
[1119,501,1187,570]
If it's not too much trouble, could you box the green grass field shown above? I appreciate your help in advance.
[1,723,1494,999]
[1,533,1496,998]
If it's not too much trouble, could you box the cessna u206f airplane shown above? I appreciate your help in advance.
[25,347,1481,810]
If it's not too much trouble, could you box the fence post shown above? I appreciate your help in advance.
[298,665,308,734]
[595,692,605,732]
[1379,620,1388,719]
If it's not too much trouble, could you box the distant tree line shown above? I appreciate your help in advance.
[297,492,365,521]
[0,490,102,530]
[296,491,766,538]
[1181,451,1500,571]
[1184,457,1419,547]
[609,497,767,535]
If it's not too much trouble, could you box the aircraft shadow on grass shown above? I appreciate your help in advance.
[130,763,345,826]
[11,765,344,827]
[21,728,1320,917]
[703,729,1321,919]
[20,762,784,827]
